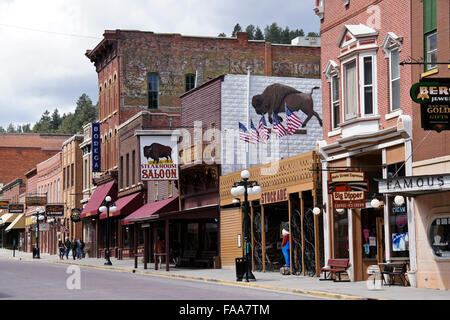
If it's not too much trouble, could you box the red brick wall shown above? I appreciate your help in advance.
[319,0,413,144]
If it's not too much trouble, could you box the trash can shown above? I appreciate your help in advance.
[32,248,38,259]
[235,257,247,281]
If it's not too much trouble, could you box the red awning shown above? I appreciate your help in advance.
[80,181,116,219]
[124,197,179,223]
[99,192,143,220]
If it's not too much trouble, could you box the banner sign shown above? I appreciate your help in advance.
[328,171,368,209]
[377,174,450,194]
[25,196,47,206]
[139,134,179,181]
[0,200,9,210]
[46,204,64,216]
[410,78,450,132]
[92,122,101,172]
[8,204,24,213]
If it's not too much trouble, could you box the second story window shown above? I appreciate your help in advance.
[361,55,375,115]
[344,60,357,121]
[390,49,401,111]
[185,73,196,92]
[423,0,437,72]
[148,73,159,109]
[331,75,340,129]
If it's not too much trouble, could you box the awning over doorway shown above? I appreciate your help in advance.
[0,213,17,224]
[158,204,219,220]
[80,181,116,219]
[124,197,179,224]
[5,214,25,232]
[99,192,143,220]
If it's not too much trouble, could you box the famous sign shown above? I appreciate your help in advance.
[328,171,369,209]
[410,78,450,132]
[139,131,180,181]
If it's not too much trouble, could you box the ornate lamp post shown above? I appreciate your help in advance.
[99,196,117,266]
[32,207,46,259]
[230,170,261,282]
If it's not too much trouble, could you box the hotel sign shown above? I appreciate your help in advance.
[92,122,101,172]
[378,174,450,194]
[328,171,368,209]
[410,78,450,132]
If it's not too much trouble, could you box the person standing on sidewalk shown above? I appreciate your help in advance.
[64,238,71,259]
[76,238,82,259]
[80,239,85,258]
[58,240,65,260]
[72,239,78,260]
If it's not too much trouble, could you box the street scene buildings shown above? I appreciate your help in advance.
[0,0,449,298]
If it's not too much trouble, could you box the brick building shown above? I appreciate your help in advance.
[0,133,71,188]
[315,0,416,282]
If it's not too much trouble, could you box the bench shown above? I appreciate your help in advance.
[320,259,350,282]
[178,250,197,267]
[195,251,217,268]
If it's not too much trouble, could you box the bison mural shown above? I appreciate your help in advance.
[251,83,322,127]
[143,143,173,163]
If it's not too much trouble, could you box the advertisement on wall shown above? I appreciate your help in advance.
[139,133,179,181]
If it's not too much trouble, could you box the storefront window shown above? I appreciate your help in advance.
[361,208,383,259]
[204,223,218,251]
[429,217,450,258]
[83,222,92,243]
[123,226,131,248]
[389,198,409,258]
[334,210,349,258]
[186,223,199,250]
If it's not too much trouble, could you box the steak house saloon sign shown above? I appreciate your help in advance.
[138,131,180,181]
[378,174,450,194]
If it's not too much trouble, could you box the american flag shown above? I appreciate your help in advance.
[239,122,251,143]
[272,112,288,138]
[285,104,303,135]
[250,120,259,144]
[258,115,270,142]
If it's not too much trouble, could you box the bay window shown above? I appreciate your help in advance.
[344,60,357,121]
[331,75,340,129]
[362,56,374,115]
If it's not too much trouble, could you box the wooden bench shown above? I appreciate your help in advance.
[320,259,350,282]
[178,250,197,267]
[195,251,217,268]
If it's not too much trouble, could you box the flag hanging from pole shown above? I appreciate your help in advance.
[239,122,251,143]
[285,104,303,135]
[272,112,288,138]
[250,120,259,144]
[258,115,270,142]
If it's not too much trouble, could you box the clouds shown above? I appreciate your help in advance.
[0,0,319,128]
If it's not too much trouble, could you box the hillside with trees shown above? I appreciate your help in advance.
[0,94,98,135]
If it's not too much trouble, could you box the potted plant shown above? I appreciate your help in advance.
[85,247,91,258]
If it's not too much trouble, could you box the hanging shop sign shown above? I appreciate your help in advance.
[25,196,47,206]
[8,203,24,213]
[410,78,450,132]
[328,171,369,209]
[46,204,64,217]
[92,122,101,172]
[0,200,9,210]
[260,187,287,204]
[377,173,450,195]
[70,208,81,222]
[139,132,179,181]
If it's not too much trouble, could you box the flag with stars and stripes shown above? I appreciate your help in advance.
[239,122,251,143]
[285,104,303,135]
[272,112,288,138]
[250,120,259,144]
[258,115,270,142]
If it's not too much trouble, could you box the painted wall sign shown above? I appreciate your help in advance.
[46,204,64,217]
[25,196,47,206]
[139,134,179,181]
[260,188,287,204]
[92,122,101,172]
[328,171,368,209]
[378,174,450,194]
[8,204,24,213]
[0,200,9,209]
[410,78,450,132]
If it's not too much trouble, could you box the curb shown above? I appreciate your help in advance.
[1,255,378,300]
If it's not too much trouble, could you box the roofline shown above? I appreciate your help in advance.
[180,75,225,98]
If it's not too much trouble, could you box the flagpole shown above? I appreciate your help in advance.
[246,67,251,169]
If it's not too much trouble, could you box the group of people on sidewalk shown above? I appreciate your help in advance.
[58,238,85,260]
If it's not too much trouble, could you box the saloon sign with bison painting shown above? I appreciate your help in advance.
[139,135,179,181]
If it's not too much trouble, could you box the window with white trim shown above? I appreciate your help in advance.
[344,60,358,121]
[331,75,340,129]
[390,49,401,111]
[425,32,437,70]
[362,56,374,115]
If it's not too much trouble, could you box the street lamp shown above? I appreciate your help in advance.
[99,196,117,266]
[230,169,261,282]
[33,207,45,259]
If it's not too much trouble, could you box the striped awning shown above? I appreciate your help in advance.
[5,214,25,232]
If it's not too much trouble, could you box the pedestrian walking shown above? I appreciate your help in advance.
[76,238,82,259]
[72,239,78,260]
[80,239,85,258]
[64,238,71,259]
[58,240,65,260]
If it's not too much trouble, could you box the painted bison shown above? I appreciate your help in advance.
[143,143,172,163]
[251,83,322,127]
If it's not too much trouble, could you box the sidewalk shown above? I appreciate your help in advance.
[1,248,449,300]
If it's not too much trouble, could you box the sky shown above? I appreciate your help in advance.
[0,0,320,130]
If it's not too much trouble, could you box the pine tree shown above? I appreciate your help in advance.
[232,23,242,37]
[254,27,264,40]
[245,25,256,40]
[218,32,226,37]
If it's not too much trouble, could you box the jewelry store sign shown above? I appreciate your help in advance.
[378,174,450,194]
[328,172,368,209]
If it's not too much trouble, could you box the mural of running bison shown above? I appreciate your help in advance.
[251,83,322,127]
[143,143,173,163]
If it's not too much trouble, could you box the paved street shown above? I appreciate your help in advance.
[0,258,324,300]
